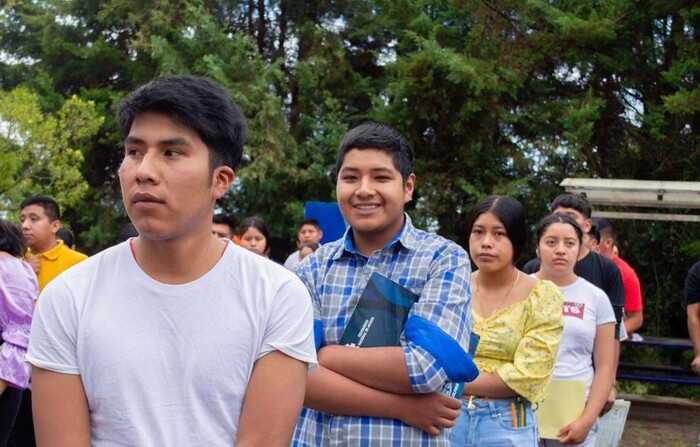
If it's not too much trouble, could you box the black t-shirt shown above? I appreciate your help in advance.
[522,258,540,275]
[522,251,625,338]
[685,261,700,305]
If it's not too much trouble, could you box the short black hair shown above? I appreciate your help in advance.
[467,195,528,262]
[300,242,320,252]
[56,227,75,247]
[298,218,321,231]
[595,217,617,243]
[118,75,247,172]
[213,213,237,234]
[237,216,271,255]
[20,195,61,221]
[336,122,414,182]
[535,213,583,246]
[0,218,26,257]
[550,193,592,219]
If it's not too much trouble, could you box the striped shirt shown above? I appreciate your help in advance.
[292,214,473,446]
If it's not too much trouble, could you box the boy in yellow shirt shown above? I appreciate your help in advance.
[19,195,87,291]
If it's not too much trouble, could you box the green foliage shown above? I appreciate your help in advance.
[0,87,101,215]
[1,0,698,289]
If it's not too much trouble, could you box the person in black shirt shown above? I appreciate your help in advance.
[685,260,700,374]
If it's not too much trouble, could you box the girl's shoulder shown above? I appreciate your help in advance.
[525,278,564,310]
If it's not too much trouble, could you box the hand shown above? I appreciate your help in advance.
[557,417,594,444]
[395,392,462,436]
[692,354,700,375]
[599,387,615,415]
[27,255,41,274]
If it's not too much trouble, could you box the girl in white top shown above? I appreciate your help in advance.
[533,214,616,446]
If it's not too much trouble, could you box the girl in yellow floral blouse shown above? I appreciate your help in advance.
[449,196,564,447]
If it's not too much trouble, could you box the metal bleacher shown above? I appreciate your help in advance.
[617,336,700,386]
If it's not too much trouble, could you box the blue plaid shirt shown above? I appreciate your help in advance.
[292,215,473,446]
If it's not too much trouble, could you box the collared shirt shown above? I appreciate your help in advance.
[292,214,473,446]
[33,240,88,291]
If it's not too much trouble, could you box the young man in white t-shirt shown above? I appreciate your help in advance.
[26,75,317,446]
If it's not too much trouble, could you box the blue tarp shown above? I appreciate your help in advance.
[304,201,347,244]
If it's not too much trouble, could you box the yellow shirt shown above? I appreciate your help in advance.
[34,240,88,291]
[472,279,564,404]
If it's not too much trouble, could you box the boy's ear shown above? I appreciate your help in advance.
[582,218,592,234]
[50,220,61,235]
[403,173,416,203]
[212,166,235,199]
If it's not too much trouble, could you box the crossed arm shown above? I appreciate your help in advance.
[307,345,461,435]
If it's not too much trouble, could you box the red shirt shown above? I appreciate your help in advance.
[612,256,643,312]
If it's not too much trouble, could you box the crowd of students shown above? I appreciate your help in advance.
[0,74,695,447]
[209,212,323,266]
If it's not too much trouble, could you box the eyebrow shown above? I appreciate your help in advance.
[473,224,505,230]
[125,136,192,147]
[339,166,395,174]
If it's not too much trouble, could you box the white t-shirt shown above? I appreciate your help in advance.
[283,249,301,270]
[27,241,317,446]
[541,276,615,396]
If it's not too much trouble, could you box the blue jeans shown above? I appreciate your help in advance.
[449,397,538,447]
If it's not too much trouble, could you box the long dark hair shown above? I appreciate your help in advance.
[237,216,271,255]
[534,213,583,245]
[467,195,528,263]
[0,219,27,257]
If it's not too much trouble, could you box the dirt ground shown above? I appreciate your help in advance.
[619,394,700,447]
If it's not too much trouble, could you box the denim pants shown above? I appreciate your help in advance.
[449,397,538,447]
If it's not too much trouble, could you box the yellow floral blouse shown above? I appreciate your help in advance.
[472,279,564,404]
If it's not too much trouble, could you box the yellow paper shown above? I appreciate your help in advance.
[535,379,586,439]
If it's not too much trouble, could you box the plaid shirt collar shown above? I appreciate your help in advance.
[334,213,418,260]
